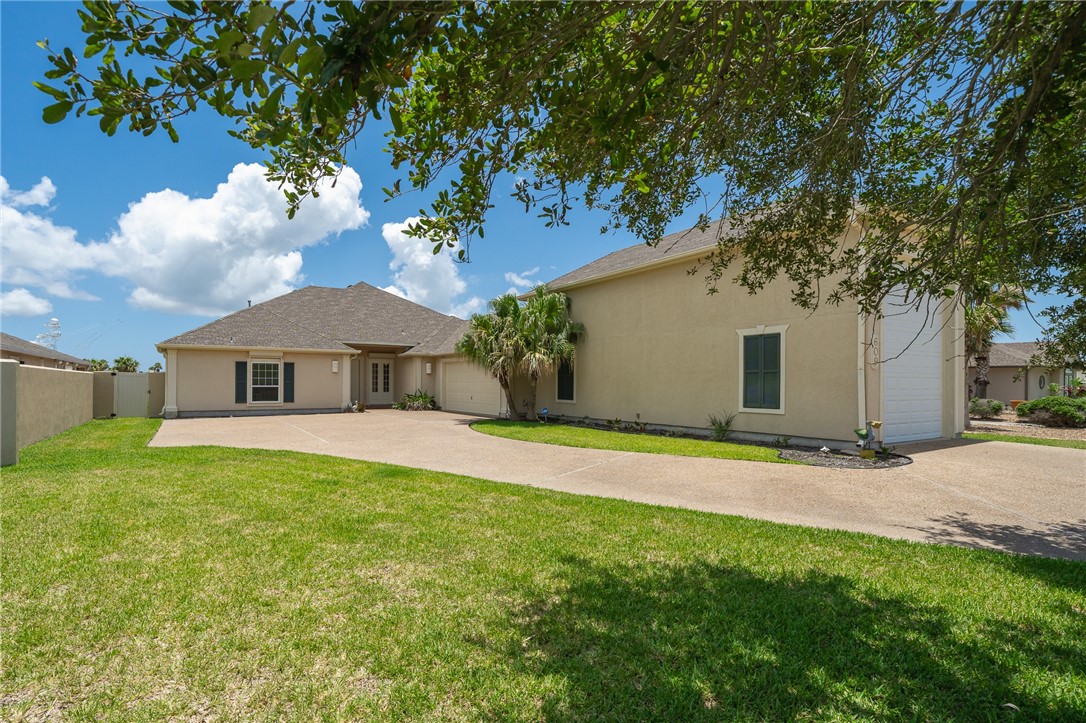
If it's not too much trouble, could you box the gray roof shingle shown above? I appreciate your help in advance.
[546,220,736,290]
[158,282,459,352]
[983,342,1040,368]
[0,332,91,366]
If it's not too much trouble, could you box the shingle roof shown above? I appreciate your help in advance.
[983,342,1040,368]
[401,317,472,357]
[546,219,736,290]
[158,282,459,352]
[0,332,91,366]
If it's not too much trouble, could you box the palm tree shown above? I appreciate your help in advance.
[456,293,525,419]
[86,358,109,371]
[112,356,140,372]
[965,284,1028,399]
[519,285,585,421]
[148,362,163,372]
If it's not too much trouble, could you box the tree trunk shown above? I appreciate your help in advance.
[500,381,519,420]
[525,375,539,421]
[974,352,991,398]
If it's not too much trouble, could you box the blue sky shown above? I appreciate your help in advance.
[0,3,1060,368]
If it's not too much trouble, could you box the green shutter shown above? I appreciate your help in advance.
[283,362,295,403]
[234,361,247,404]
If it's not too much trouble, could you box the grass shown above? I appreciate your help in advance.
[964,431,1086,450]
[471,419,792,463]
[3,419,1086,720]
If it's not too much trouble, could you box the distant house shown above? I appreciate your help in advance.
[156,282,502,419]
[968,341,1080,403]
[518,219,966,445]
[0,332,91,371]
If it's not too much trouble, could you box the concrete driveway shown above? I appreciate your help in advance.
[149,410,1086,561]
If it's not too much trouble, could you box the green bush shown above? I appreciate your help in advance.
[968,397,1004,419]
[1015,396,1086,427]
[393,389,437,411]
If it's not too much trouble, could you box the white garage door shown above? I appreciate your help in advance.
[442,361,505,417]
[881,296,944,443]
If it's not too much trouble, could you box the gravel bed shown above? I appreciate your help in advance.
[778,449,912,469]
[968,411,1086,440]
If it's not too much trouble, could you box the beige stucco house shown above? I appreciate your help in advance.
[0,332,92,371]
[156,282,505,419]
[160,218,965,445]
[519,219,965,446]
[968,342,1080,404]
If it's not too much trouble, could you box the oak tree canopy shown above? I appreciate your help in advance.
[39,1,1086,360]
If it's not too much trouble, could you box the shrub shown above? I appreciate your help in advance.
[1015,396,1086,427]
[393,389,437,411]
[968,397,1004,419]
[707,411,736,442]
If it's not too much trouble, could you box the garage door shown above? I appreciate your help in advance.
[881,295,944,443]
[442,361,505,417]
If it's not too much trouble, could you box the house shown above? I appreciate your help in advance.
[160,216,965,445]
[156,282,506,418]
[0,332,92,371]
[517,218,965,445]
[968,341,1080,403]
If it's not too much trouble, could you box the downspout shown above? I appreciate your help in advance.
[857,310,867,435]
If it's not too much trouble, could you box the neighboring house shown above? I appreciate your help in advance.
[968,342,1079,403]
[0,332,92,371]
[156,282,505,419]
[517,218,965,445]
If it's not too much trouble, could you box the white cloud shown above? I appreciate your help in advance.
[0,165,370,317]
[380,217,484,318]
[504,265,542,296]
[0,288,52,316]
[1,176,57,208]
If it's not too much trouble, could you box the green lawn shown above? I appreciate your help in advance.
[3,420,1085,720]
[964,431,1086,450]
[472,419,791,463]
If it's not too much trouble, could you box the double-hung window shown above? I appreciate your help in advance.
[737,325,787,414]
[251,360,281,403]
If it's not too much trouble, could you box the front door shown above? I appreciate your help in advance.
[368,359,394,406]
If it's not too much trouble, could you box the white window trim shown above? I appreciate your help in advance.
[736,324,788,415]
[555,359,576,403]
[250,358,282,405]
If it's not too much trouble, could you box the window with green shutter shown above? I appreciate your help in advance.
[742,333,781,410]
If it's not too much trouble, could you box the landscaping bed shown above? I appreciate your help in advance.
[476,418,913,469]
[969,410,1086,441]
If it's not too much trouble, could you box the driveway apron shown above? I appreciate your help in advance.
[149,410,1086,560]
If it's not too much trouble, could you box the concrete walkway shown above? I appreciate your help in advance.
[149,410,1086,561]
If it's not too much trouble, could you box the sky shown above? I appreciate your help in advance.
[0,2,1062,369]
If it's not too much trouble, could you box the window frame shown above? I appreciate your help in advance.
[736,324,788,415]
[556,358,576,403]
[250,358,282,404]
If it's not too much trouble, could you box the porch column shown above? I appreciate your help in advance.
[163,349,179,419]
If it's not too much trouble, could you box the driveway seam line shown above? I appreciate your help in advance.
[531,451,638,485]
[903,470,1040,523]
[282,421,330,445]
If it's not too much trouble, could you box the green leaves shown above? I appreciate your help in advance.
[42,101,73,124]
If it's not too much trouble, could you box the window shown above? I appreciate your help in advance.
[371,363,378,393]
[737,325,787,414]
[251,360,280,403]
[383,362,390,393]
[556,359,575,402]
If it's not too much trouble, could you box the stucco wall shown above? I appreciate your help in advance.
[173,349,347,414]
[972,366,1061,404]
[14,364,93,448]
[524,259,862,442]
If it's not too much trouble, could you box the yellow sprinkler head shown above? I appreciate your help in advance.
[870,420,883,429]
